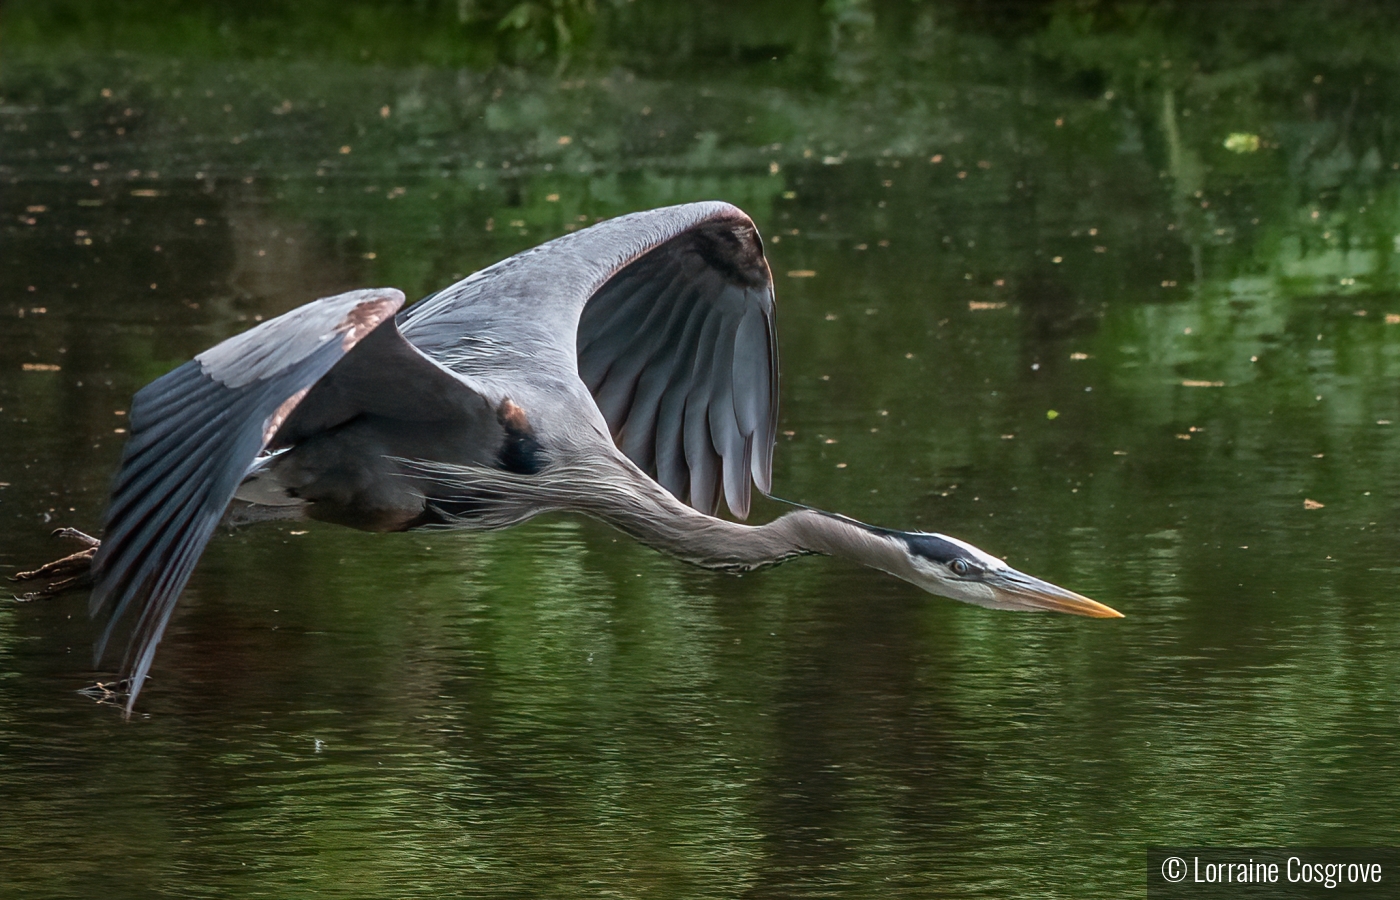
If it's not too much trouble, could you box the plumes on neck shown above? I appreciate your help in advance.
[606,501,904,575]
[405,454,907,576]
[561,457,908,575]
[765,508,909,575]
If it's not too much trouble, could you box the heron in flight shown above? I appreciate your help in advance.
[16,202,1120,712]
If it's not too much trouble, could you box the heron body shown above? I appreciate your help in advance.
[77,201,1120,713]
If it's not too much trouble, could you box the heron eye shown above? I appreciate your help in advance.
[949,558,971,577]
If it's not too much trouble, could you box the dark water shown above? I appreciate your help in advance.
[4,4,1400,897]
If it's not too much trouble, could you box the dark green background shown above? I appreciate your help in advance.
[3,2,1399,897]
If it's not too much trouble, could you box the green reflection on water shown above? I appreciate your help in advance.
[3,2,1400,898]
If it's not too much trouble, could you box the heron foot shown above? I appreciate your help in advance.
[77,678,131,705]
[10,528,100,600]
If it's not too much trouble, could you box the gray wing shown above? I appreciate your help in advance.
[92,287,484,712]
[577,219,776,519]
[400,201,778,519]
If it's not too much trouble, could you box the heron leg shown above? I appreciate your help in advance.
[77,678,131,706]
[10,527,100,601]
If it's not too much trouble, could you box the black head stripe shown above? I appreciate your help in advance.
[901,533,966,565]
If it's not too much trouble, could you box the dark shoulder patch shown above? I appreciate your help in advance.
[496,398,543,475]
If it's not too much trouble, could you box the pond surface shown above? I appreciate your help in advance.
[3,4,1400,897]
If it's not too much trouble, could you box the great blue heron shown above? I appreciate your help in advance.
[16,201,1120,712]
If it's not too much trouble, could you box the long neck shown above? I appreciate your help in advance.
[417,452,912,577]
[575,460,909,577]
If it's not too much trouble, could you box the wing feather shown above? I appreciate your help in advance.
[91,288,411,712]
[647,286,716,502]
[576,265,673,360]
[733,303,777,494]
[617,290,699,482]
[574,208,777,519]
[682,309,727,515]
[587,268,694,435]
[701,318,747,519]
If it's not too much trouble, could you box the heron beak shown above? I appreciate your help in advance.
[988,568,1123,618]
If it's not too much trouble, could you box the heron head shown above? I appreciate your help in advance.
[895,531,1123,618]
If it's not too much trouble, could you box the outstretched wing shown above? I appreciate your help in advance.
[92,288,411,712]
[400,202,778,519]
